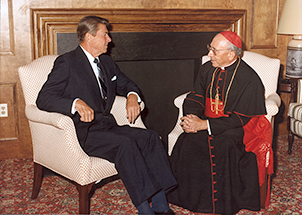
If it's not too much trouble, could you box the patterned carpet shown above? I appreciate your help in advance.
[0,135,301,214]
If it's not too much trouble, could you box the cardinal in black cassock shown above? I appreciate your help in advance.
[167,31,272,214]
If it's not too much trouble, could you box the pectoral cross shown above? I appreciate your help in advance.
[213,88,223,114]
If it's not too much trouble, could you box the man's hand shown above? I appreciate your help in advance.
[180,114,208,133]
[75,99,94,122]
[126,94,141,123]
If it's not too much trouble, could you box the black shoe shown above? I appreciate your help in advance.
[153,209,175,215]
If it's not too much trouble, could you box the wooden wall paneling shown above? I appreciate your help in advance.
[251,0,279,49]
[31,8,247,59]
[48,25,78,55]
[0,83,18,141]
[0,0,15,55]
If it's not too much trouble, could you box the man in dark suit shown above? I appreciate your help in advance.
[36,15,176,215]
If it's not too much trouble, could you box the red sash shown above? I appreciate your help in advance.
[243,116,273,208]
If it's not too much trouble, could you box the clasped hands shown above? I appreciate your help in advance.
[180,114,208,133]
[75,94,140,123]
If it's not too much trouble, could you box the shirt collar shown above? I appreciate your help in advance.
[80,45,97,65]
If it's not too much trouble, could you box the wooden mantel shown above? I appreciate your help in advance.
[31,8,247,59]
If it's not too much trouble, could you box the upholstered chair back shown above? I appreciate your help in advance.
[19,55,58,106]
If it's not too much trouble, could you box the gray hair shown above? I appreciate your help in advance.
[227,42,242,56]
[77,16,110,44]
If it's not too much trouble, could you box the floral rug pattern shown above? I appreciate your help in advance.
[0,135,301,214]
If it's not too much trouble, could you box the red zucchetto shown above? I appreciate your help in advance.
[220,31,242,49]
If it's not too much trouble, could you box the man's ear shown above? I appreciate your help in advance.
[85,33,92,43]
[228,50,236,61]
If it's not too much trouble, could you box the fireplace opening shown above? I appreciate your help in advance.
[57,31,218,146]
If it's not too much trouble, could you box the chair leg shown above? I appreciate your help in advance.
[287,117,294,155]
[31,162,44,199]
[288,131,294,155]
[76,183,93,214]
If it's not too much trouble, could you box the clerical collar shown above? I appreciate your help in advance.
[220,57,238,70]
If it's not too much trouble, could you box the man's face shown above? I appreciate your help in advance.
[207,34,233,68]
[89,23,112,56]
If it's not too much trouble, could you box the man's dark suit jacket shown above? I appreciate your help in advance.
[36,46,141,146]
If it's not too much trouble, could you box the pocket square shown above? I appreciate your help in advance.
[111,76,117,81]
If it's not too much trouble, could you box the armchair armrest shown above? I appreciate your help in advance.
[168,92,189,155]
[111,95,146,129]
[174,92,189,109]
[26,105,73,130]
[26,97,147,130]
[265,93,281,122]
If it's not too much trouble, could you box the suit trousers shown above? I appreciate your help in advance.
[83,119,177,207]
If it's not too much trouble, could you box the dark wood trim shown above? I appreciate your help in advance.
[31,8,247,59]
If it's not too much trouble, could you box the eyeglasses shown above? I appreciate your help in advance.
[207,44,230,55]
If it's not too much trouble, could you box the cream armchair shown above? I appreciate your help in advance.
[18,55,146,214]
[168,51,281,208]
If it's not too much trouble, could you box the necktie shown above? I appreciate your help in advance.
[94,58,107,101]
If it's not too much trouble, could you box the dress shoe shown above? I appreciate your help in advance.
[153,209,175,215]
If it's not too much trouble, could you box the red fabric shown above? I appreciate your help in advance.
[220,31,242,49]
[243,115,273,208]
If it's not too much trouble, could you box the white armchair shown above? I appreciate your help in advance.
[168,51,281,208]
[18,55,146,214]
